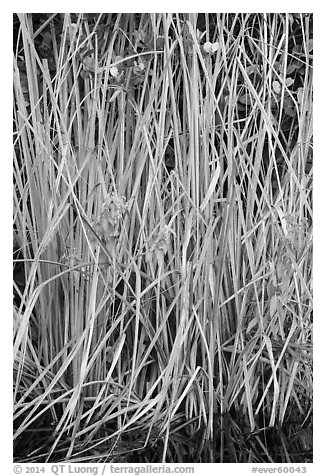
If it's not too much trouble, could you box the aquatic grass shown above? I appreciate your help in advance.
[13,13,312,462]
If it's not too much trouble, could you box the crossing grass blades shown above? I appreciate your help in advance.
[13,13,312,463]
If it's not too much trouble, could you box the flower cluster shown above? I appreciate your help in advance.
[145,226,173,268]
[92,193,127,256]
[61,248,89,287]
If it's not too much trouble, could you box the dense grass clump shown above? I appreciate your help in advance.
[13,13,312,463]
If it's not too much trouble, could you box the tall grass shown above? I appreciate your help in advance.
[13,13,312,463]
